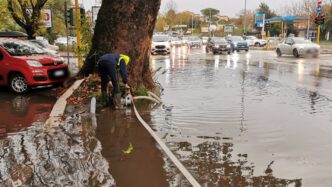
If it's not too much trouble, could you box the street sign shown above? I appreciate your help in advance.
[27,8,52,28]
[255,13,265,28]
[224,25,234,33]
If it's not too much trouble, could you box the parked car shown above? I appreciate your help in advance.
[55,37,76,46]
[151,35,171,55]
[226,36,249,52]
[276,37,320,58]
[187,37,202,48]
[206,37,232,55]
[30,40,59,56]
[0,38,69,93]
[243,35,267,47]
[170,37,182,47]
[181,37,189,46]
[202,37,209,45]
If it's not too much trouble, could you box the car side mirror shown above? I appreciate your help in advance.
[0,52,3,61]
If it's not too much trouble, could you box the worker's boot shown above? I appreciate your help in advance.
[113,93,123,110]
[100,91,109,107]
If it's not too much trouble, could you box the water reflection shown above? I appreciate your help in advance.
[166,141,302,187]
[96,103,170,187]
[0,94,55,137]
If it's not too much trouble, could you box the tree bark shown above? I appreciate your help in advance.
[81,0,161,90]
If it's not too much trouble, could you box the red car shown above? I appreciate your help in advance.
[0,38,69,93]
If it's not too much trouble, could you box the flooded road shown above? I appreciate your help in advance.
[147,48,332,186]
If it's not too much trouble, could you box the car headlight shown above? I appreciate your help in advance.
[27,60,43,67]
[233,42,237,47]
[227,44,231,48]
[214,44,219,47]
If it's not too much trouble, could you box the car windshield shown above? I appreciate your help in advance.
[212,37,226,43]
[153,36,169,42]
[229,36,244,41]
[0,40,45,56]
[293,38,312,44]
[31,40,47,48]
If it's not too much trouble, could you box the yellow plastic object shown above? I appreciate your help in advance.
[122,143,134,154]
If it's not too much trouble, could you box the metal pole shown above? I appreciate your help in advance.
[65,0,70,65]
[306,0,310,39]
[244,0,247,35]
[192,14,194,36]
[317,24,320,44]
[74,0,82,68]
[209,9,211,37]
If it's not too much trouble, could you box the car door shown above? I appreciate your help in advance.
[283,38,294,55]
[0,49,6,85]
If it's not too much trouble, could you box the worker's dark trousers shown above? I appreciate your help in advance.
[98,60,120,94]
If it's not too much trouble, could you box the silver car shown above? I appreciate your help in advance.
[276,37,320,58]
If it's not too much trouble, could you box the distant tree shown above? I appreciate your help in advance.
[7,0,48,39]
[257,2,277,19]
[201,8,220,18]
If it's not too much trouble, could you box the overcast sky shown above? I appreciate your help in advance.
[82,0,303,17]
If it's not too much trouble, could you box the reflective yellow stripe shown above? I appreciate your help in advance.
[118,54,130,66]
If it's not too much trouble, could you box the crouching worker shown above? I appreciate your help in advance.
[98,53,130,109]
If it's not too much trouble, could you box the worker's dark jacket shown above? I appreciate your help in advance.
[98,53,128,84]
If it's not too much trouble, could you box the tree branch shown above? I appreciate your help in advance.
[7,0,26,28]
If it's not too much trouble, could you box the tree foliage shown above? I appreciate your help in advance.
[257,2,277,19]
[201,8,220,18]
[7,0,48,39]
[0,1,21,31]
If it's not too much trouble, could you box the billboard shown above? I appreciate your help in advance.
[27,9,52,28]
[224,25,234,33]
[41,9,52,28]
[255,13,265,28]
[92,6,101,24]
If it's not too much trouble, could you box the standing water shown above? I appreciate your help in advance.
[147,47,332,186]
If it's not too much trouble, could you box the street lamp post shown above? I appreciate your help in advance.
[244,0,247,35]
[305,0,310,39]
[192,14,194,36]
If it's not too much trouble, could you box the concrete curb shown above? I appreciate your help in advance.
[45,79,85,127]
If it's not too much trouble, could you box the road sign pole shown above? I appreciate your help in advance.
[317,24,320,44]
[267,30,270,50]
[74,0,82,68]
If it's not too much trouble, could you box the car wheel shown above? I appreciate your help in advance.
[227,51,231,55]
[245,49,249,52]
[10,74,29,94]
[255,43,260,47]
[276,48,282,57]
[293,49,300,58]
[213,51,217,55]
[237,50,240,52]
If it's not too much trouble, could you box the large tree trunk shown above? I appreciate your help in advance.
[81,0,161,90]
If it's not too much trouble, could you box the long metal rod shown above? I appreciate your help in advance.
[244,0,247,35]
[74,0,82,68]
